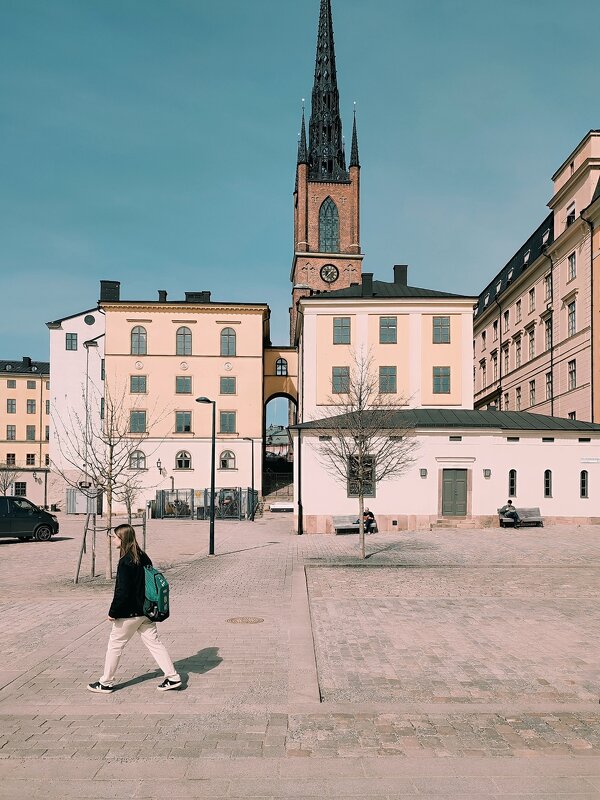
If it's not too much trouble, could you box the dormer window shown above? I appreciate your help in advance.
[484,294,490,307]
[496,281,502,294]
[507,269,514,282]
[523,249,530,265]
[542,228,550,245]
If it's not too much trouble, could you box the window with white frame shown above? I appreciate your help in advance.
[130,375,147,393]
[492,320,498,341]
[220,376,236,394]
[26,425,35,440]
[219,450,236,470]
[508,469,517,497]
[544,469,552,497]
[130,326,147,355]
[333,317,351,345]
[515,336,522,368]
[567,300,576,337]
[379,366,397,393]
[130,411,146,433]
[492,353,498,383]
[568,359,576,390]
[515,299,522,323]
[502,345,509,374]
[544,274,552,301]
[175,411,192,433]
[515,386,521,410]
[26,399,35,414]
[481,330,487,350]
[528,328,535,360]
[65,333,78,351]
[176,450,191,469]
[503,392,509,410]
[175,376,192,394]
[129,450,146,470]
[545,371,552,400]
[176,326,192,356]
[6,399,15,414]
[379,317,397,344]
[26,454,35,466]
[502,310,509,333]
[219,411,236,433]
[529,379,536,406]
[432,316,450,344]
[332,366,350,393]
[580,470,588,499]
[544,318,552,352]
[568,252,576,281]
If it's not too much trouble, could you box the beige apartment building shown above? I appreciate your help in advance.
[474,130,600,422]
[99,281,276,507]
[0,357,50,505]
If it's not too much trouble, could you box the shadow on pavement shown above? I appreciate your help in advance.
[365,539,439,558]
[114,646,223,691]
[0,535,73,546]
[217,543,278,557]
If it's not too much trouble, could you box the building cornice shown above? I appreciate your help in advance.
[551,130,600,182]
[101,302,269,316]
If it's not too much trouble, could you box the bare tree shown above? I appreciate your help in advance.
[0,463,23,496]
[314,349,418,559]
[52,381,164,577]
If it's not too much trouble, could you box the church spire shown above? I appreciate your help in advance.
[308,0,348,182]
[297,104,308,164]
[350,106,359,168]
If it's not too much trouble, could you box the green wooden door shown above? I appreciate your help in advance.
[442,469,468,516]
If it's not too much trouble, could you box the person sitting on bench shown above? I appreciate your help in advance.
[363,508,376,535]
[499,499,520,528]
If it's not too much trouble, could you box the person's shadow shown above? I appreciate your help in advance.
[114,646,222,691]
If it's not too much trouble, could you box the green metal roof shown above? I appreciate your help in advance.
[293,408,600,433]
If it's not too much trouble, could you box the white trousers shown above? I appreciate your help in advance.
[100,616,180,686]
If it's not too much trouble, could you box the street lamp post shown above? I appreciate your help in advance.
[196,397,216,555]
[242,437,255,521]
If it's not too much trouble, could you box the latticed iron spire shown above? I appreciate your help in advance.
[308,0,348,182]
[297,105,308,164]
[350,107,359,168]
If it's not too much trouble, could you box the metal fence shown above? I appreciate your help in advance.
[155,488,258,521]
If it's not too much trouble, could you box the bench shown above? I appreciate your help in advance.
[498,507,544,528]
[332,515,378,535]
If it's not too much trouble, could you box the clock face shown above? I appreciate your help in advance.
[320,264,339,284]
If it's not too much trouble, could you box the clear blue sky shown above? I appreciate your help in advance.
[1,0,597,362]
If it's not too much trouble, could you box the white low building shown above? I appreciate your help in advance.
[291,408,600,533]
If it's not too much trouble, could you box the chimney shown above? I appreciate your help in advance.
[394,264,408,286]
[185,291,212,303]
[99,280,121,302]
[22,356,32,368]
[158,290,168,302]
[361,273,373,297]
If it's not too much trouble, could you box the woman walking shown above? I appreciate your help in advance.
[87,523,181,693]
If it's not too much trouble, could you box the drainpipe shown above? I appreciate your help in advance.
[580,212,594,421]
[296,427,303,535]
[541,249,555,417]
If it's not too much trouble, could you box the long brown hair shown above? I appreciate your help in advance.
[114,523,142,564]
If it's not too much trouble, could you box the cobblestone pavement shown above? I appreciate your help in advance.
[1,516,600,798]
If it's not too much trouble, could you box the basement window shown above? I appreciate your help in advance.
[449,436,462,442]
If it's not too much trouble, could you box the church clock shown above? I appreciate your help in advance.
[320,264,339,284]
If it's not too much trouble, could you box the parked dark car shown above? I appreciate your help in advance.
[0,496,59,541]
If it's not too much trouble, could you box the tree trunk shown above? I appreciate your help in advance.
[358,493,365,560]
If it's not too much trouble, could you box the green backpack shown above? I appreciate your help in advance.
[143,566,170,622]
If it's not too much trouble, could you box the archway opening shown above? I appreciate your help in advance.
[263,394,296,502]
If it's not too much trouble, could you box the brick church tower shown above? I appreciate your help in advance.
[290,0,362,340]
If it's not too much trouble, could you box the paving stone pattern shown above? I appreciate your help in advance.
[1,518,600,798]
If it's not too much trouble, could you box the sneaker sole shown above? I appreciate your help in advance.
[157,683,182,692]
[87,685,113,694]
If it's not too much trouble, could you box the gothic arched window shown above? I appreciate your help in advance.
[220,327,236,357]
[276,358,288,376]
[319,197,339,253]
[131,326,147,355]
[176,326,192,356]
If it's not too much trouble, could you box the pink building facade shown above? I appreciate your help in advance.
[474,131,600,423]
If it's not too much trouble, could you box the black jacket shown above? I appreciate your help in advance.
[109,550,152,619]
